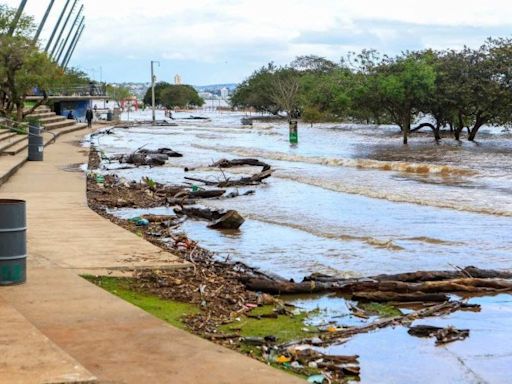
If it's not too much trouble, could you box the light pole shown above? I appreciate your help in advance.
[150,60,160,126]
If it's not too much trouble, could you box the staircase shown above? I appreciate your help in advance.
[0,106,88,157]
[0,105,90,187]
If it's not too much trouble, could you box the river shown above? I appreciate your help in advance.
[92,109,512,383]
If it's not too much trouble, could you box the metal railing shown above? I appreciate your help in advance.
[0,117,57,146]
[29,83,107,98]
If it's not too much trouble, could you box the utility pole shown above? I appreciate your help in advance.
[151,60,160,125]
[7,0,28,36]
[56,4,83,63]
[33,0,55,43]
[50,0,77,59]
[61,16,84,67]
[45,0,71,53]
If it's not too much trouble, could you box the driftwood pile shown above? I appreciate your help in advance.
[118,147,183,167]
[184,158,273,188]
[242,266,512,298]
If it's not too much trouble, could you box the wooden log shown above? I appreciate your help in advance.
[207,210,245,230]
[189,189,225,199]
[241,277,334,294]
[217,169,273,187]
[175,206,224,221]
[184,176,218,186]
[371,267,512,282]
[211,158,271,170]
[352,291,449,302]
[141,214,176,223]
[408,325,444,337]
[139,148,183,157]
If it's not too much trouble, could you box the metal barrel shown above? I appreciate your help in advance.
[0,199,27,285]
[28,131,44,161]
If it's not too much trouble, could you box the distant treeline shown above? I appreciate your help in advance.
[231,38,512,143]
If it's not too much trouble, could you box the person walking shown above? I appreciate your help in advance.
[86,108,94,128]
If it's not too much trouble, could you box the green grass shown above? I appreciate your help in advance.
[221,305,315,344]
[82,275,199,329]
[359,302,402,317]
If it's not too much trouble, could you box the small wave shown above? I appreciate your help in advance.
[244,215,405,251]
[403,236,463,245]
[192,144,476,176]
[278,174,512,217]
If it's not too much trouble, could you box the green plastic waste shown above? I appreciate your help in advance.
[96,174,105,184]
[191,184,199,192]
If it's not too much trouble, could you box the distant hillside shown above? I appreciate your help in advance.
[194,83,238,92]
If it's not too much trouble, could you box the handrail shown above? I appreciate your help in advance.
[0,118,57,144]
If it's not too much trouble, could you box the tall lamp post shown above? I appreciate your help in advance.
[150,60,160,126]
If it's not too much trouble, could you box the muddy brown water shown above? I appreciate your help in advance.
[94,110,512,383]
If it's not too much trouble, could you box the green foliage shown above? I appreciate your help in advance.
[234,37,512,143]
[142,176,157,191]
[0,5,84,121]
[143,82,204,108]
[106,84,132,105]
[230,63,280,114]
[160,84,204,108]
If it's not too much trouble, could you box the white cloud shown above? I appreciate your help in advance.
[4,0,512,83]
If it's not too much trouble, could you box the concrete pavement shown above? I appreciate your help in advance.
[0,127,304,383]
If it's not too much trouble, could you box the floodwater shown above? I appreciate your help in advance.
[93,109,512,383]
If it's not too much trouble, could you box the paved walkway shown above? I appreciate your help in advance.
[0,128,304,383]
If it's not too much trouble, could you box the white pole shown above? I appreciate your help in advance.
[150,60,160,126]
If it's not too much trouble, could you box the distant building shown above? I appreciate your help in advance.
[220,87,229,99]
[174,74,182,85]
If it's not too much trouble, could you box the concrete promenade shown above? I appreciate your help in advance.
[0,128,304,383]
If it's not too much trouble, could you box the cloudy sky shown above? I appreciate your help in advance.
[5,0,512,85]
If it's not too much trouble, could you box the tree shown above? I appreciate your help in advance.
[360,53,437,144]
[143,81,170,106]
[160,84,204,108]
[435,41,512,141]
[143,83,203,108]
[268,68,301,120]
[230,63,280,114]
[106,84,132,107]
[0,5,68,121]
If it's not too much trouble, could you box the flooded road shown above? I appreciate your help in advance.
[94,109,512,383]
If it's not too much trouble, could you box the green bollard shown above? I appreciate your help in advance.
[289,120,298,144]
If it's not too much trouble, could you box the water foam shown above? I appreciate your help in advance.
[193,144,476,176]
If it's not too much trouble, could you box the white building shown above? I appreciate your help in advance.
[174,74,182,85]
[220,87,229,99]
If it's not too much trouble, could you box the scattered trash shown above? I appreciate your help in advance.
[307,374,326,383]
[408,324,470,345]
[276,355,291,364]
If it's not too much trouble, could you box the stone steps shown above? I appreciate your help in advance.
[44,119,78,131]
[29,111,56,118]
[1,137,28,156]
[0,135,27,155]
[39,115,67,125]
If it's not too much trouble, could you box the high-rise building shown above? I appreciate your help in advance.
[220,87,229,99]
[174,74,182,85]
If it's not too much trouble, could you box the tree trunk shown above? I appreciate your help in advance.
[402,123,409,145]
[468,117,485,142]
